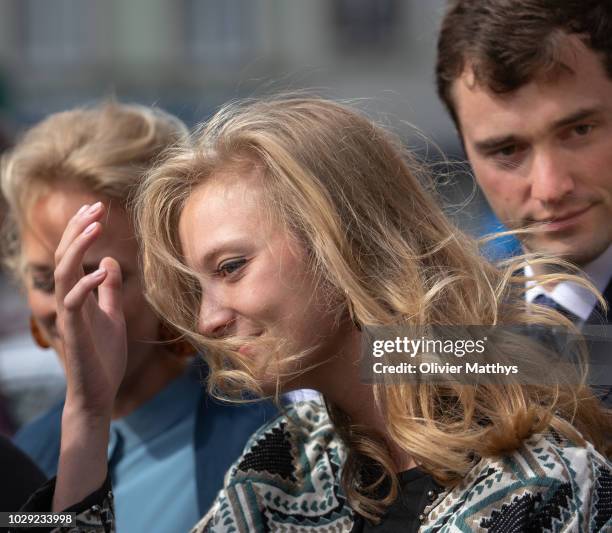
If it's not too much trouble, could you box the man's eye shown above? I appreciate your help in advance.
[573,124,593,136]
[488,143,527,169]
[216,258,248,278]
[32,277,55,293]
[496,145,517,157]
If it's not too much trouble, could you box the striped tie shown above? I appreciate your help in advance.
[531,293,580,323]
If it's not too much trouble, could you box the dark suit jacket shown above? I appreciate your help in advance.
[586,279,611,325]
[585,280,611,406]
[0,435,45,515]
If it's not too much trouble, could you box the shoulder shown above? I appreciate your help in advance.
[192,400,353,533]
[424,432,611,532]
[13,401,63,476]
[14,400,64,442]
[226,400,344,485]
[14,400,64,440]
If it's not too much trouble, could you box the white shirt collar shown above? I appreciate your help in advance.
[525,245,612,321]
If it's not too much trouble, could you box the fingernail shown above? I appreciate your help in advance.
[87,201,102,215]
[93,268,106,278]
[77,204,90,215]
[84,222,97,235]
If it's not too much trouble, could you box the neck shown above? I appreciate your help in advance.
[529,262,561,290]
[527,253,590,290]
[307,327,416,472]
[112,350,188,419]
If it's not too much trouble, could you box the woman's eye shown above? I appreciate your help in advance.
[32,277,55,293]
[216,258,248,278]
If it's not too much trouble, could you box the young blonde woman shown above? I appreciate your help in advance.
[24,97,610,531]
[1,102,275,531]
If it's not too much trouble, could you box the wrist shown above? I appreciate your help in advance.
[61,403,112,440]
[63,392,113,422]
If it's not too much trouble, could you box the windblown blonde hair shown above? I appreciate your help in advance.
[136,96,610,520]
[1,100,188,281]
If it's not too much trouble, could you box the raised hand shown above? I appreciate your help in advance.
[52,201,127,511]
[53,201,127,416]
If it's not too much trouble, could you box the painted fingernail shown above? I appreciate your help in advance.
[84,222,97,235]
[93,268,107,278]
[77,204,90,215]
[87,201,102,214]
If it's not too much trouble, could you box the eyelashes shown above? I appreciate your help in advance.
[31,276,55,294]
[216,258,248,278]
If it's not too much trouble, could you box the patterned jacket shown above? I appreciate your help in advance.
[191,401,611,532]
[23,401,612,532]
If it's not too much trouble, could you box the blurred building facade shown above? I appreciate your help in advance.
[0,0,457,145]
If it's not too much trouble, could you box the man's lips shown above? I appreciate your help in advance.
[531,205,593,231]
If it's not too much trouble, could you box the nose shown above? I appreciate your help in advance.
[197,298,235,338]
[530,150,575,206]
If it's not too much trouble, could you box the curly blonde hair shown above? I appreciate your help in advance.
[135,96,610,521]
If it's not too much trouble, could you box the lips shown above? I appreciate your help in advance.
[237,332,263,356]
[532,205,593,231]
[546,205,592,223]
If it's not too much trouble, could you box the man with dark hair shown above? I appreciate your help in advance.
[436,0,612,330]
[435,1,612,408]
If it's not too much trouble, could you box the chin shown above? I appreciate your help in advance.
[530,235,609,266]
[252,366,308,398]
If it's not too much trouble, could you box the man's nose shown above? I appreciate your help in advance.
[530,150,575,206]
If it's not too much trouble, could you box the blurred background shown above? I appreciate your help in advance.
[0,0,516,434]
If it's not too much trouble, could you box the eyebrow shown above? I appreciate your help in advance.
[472,106,605,154]
[26,264,53,274]
[551,106,604,129]
[26,262,107,274]
[473,134,519,154]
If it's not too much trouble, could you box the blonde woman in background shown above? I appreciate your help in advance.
[1,102,275,530]
[25,97,611,531]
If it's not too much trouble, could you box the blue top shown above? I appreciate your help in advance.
[14,362,277,533]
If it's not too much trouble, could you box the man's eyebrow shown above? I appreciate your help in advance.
[473,134,519,154]
[550,106,604,130]
[472,106,605,154]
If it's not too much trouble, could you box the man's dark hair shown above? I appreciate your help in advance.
[436,0,612,129]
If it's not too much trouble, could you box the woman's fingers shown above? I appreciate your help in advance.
[97,257,123,319]
[62,267,108,311]
[54,202,105,267]
[54,220,102,308]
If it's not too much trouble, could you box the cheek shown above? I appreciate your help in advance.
[121,285,160,340]
[236,282,281,321]
[281,280,336,336]
[582,149,612,199]
[475,170,525,212]
[26,290,56,322]
[474,167,507,196]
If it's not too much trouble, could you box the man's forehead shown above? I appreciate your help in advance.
[450,70,528,140]
[452,35,608,124]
